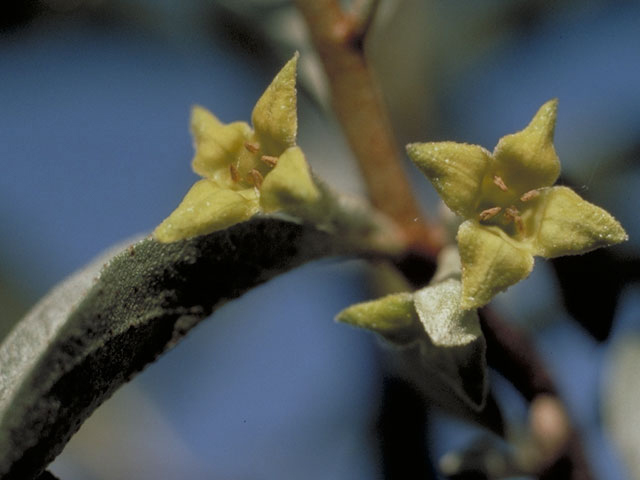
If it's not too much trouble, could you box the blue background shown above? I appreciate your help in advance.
[1,1,639,478]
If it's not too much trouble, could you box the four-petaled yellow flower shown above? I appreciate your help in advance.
[407,100,628,309]
[154,53,320,243]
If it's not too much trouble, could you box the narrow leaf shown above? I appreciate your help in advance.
[0,218,349,480]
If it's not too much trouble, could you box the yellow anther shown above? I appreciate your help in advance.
[248,169,264,188]
[520,189,540,202]
[479,206,502,221]
[261,155,278,168]
[229,164,240,183]
[244,142,260,153]
[493,175,508,191]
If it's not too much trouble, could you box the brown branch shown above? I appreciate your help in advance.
[294,0,443,257]
[480,307,555,401]
[344,0,381,47]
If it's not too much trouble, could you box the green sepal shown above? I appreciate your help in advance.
[533,186,628,257]
[153,179,259,242]
[493,99,560,192]
[260,146,320,214]
[251,53,299,156]
[336,292,421,345]
[457,220,534,310]
[407,142,490,218]
[190,106,252,179]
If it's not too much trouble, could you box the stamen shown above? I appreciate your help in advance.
[244,142,260,153]
[505,206,525,234]
[479,206,502,221]
[493,175,508,191]
[514,216,525,234]
[520,189,540,202]
[229,164,240,183]
[504,206,518,221]
[248,169,264,188]
[261,155,278,168]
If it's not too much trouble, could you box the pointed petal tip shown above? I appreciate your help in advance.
[534,186,629,257]
[529,98,559,133]
[190,104,207,116]
[406,142,490,218]
[406,142,439,169]
[335,292,419,344]
[492,99,561,190]
[405,142,421,155]
[541,97,558,113]
[278,51,299,78]
[251,54,299,153]
[190,105,221,133]
[607,221,629,246]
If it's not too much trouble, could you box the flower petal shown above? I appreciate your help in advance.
[493,99,560,192]
[190,106,251,178]
[251,53,298,156]
[457,220,534,309]
[533,186,628,258]
[153,179,260,242]
[335,292,420,344]
[406,142,490,217]
[260,146,320,213]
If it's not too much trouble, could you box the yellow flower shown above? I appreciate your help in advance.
[407,100,628,309]
[154,53,320,242]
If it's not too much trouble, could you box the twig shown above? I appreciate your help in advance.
[294,0,443,257]
[342,0,381,49]
[480,308,555,401]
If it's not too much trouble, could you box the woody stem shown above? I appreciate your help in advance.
[294,0,443,257]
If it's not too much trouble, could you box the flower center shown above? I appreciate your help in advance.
[477,174,541,237]
[228,141,279,190]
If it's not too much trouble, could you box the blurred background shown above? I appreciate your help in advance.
[0,0,639,478]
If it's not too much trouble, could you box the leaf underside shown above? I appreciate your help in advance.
[0,218,344,480]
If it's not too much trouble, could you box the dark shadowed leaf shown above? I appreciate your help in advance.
[552,251,639,341]
[0,218,359,480]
